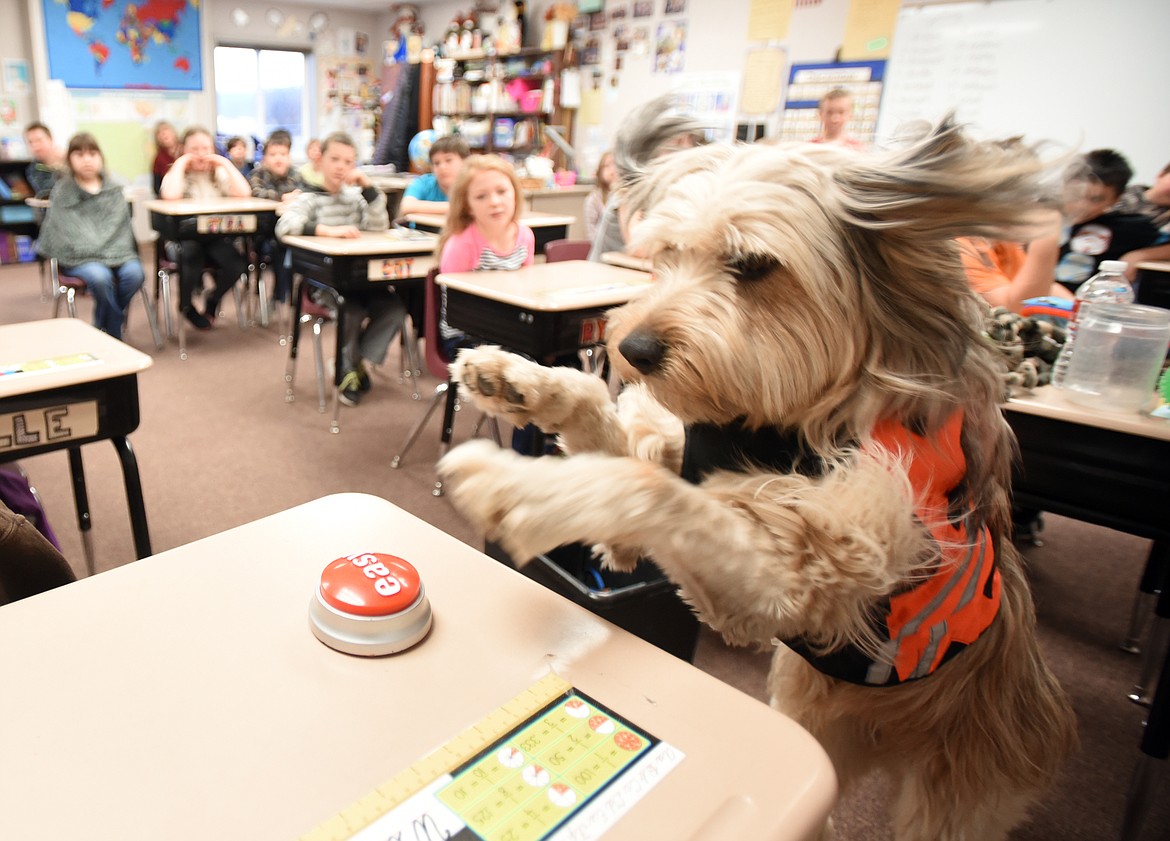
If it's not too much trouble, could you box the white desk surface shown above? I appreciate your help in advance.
[404,210,577,230]
[600,251,653,272]
[144,196,281,215]
[0,493,836,841]
[440,260,654,311]
[0,319,153,398]
[1005,385,1170,442]
[281,229,438,256]
[369,174,412,191]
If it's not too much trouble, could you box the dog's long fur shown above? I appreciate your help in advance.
[437,121,1077,840]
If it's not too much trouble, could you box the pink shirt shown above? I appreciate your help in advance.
[438,222,536,340]
[439,222,536,274]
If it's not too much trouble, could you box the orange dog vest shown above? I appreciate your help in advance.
[682,412,1001,687]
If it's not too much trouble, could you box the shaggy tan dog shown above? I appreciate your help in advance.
[437,122,1077,840]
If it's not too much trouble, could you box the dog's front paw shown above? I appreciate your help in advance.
[593,543,641,574]
[438,440,553,563]
[452,346,545,427]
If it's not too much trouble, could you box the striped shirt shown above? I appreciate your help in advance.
[274,184,388,239]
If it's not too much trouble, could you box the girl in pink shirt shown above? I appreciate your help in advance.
[437,155,535,355]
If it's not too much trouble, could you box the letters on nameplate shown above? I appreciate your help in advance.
[579,317,607,346]
[0,401,100,454]
[369,254,435,281]
[196,214,257,234]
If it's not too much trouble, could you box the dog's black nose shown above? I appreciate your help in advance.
[618,330,666,374]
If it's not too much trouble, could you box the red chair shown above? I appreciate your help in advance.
[543,238,592,262]
[391,268,498,496]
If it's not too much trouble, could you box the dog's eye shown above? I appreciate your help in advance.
[727,253,778,283]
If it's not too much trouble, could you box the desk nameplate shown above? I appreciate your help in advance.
[196,214,257,234]
[369,254,435,282]
[0,400,99,455]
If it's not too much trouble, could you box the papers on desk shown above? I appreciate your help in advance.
[304,674,685,841]
[385,226,434,242]
[0,352,100,380]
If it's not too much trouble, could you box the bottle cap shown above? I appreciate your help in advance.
[309,552,433,656]
[1099,260,1128,273]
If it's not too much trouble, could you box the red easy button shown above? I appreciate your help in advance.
[318,553,422,617]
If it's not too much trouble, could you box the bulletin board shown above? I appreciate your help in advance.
[778,60,885,144]
[876,0,1168,181]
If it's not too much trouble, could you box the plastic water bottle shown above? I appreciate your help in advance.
[1051,260,1135,388]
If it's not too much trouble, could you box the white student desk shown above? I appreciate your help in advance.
[403,210,577,255]
[0,493,836,841]
[600,251,653,272]
[279,230,439,431]
[439,260,653,361]
[146,197,282,356]
[0,319,153,571]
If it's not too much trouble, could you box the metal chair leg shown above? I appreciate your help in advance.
[391,383,449,471]
[399,318,422,400]
[139,285,164,350]
[311,319,328,413]
[1130,620,1170,706]
[158,269,175,339]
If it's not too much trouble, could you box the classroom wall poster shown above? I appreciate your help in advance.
[779,60,885,144]
[41,0,203,91]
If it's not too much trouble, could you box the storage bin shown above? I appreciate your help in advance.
[486,540,701,661]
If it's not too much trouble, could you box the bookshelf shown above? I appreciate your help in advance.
[0,160,38,266]
[430,47,574,157]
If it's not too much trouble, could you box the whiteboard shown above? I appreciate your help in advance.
[876,0,1170,182]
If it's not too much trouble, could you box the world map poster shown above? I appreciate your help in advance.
[42,0,202,91]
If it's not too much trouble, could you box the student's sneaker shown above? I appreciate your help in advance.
[356,360,372,393]
[182,307,211,331]
[338,369,363,407]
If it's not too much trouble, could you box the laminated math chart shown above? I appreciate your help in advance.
[303,673,684,841]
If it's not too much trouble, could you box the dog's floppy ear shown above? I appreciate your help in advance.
[832,116,1054,243]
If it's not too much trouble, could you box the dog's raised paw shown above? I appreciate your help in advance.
[452,346,544,422]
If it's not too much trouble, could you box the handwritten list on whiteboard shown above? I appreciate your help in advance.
[875,0,1167,182]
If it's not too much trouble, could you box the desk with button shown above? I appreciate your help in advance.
[0,493,837,841]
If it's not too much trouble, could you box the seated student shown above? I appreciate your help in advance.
[437,155,538,453]
[225,135,254,178]
[151,121,180,196]
[399,135,471,217]
[297,137,324,189]
[436,155,536,357]
[585,150,617,243]
[810,88,867,152]
[588,95,707,261]
[249,129,303,304]
[276,131,402,407]
[959,210,1070,313]
[24,122,64,199]
[159,125,253,330]
[1119,160,1170,280]
[36,132,145,342]
[1056,149,1161,292]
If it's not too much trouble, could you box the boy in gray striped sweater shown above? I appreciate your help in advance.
[276,132,405,406]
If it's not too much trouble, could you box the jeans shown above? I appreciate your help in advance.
[60,260,145,341]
